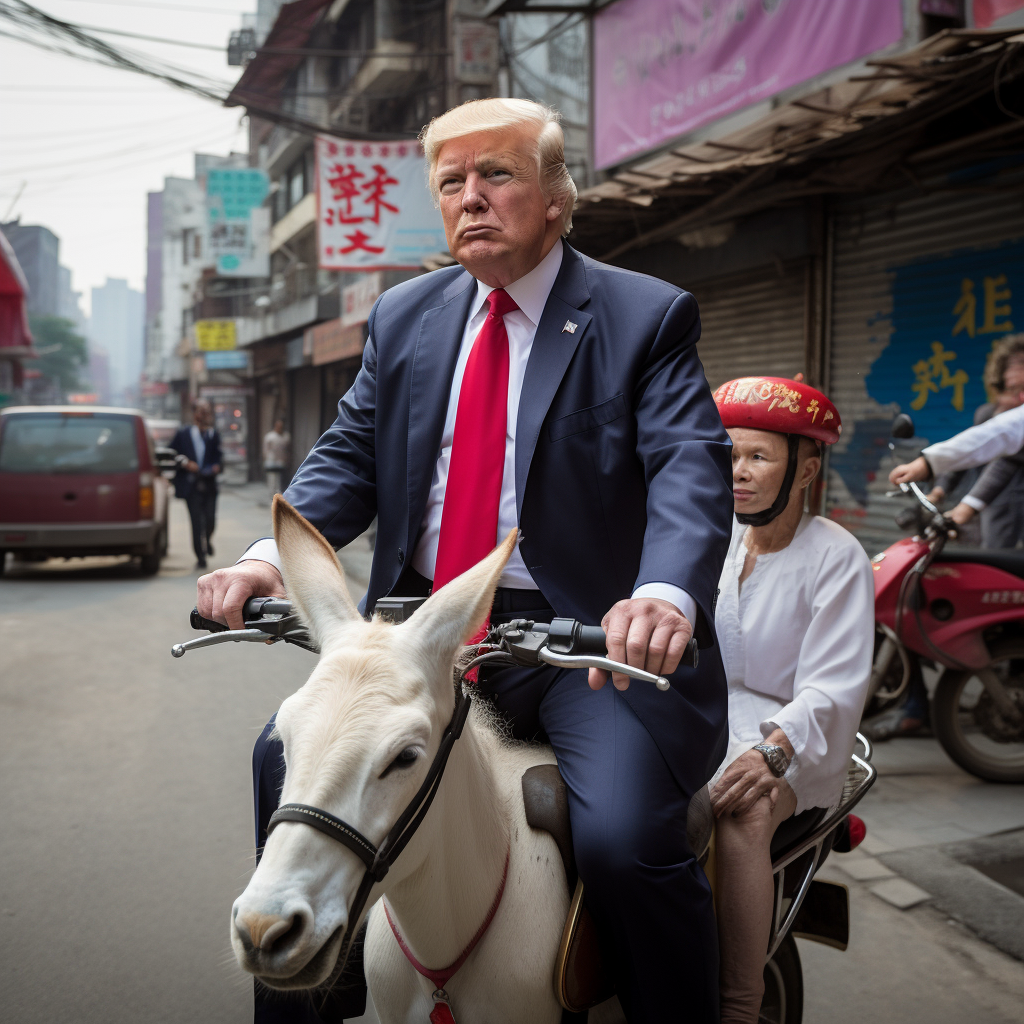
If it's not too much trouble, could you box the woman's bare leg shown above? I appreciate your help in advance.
[715,782,798,1024]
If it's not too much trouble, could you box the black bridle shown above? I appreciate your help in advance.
[266,683,474,985]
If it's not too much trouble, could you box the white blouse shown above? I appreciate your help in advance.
[713,514,875,813]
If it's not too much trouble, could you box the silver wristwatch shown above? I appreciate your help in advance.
[753,743,791,778]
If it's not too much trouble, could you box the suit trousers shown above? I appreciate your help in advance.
[184,484,217,561]
[250,649,719,1024]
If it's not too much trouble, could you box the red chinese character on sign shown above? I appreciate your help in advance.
[380,145,390,157]
[340,230,385,255]
[344,144,355,156]
[397,144,408,157]
[327,141,338,156]
[327,163,366,223]
[361,144,372,156]
[361,164,399,224]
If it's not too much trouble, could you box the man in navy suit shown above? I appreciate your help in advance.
[199,98,732,1022]
[171,398,222,569]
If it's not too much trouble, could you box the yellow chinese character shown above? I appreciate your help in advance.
[952,278,976,337]
[806,398,820,422]
[910,341,969,411]
[981,274,1013,334]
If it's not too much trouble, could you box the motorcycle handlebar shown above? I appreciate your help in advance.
[189,597,294,634]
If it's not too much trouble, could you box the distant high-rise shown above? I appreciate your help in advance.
[1,219,60,317]
[90,278,144,403]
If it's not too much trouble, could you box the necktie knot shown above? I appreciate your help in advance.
[486,288,519,320]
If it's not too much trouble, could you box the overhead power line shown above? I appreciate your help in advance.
[37,0,245,15]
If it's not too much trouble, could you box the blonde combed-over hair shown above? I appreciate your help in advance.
[419,97,578,235]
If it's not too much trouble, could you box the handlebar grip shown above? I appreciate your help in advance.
[189,597,294,633]
[190,608,228,633]
[573,625,609,655]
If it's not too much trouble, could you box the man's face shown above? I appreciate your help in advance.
[1000,357,1024,410]
[433,128,564,286]
[194,402,212,429]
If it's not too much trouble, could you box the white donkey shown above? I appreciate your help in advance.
[231,497,570,1023]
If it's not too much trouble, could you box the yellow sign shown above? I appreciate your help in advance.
[195,320,237,351]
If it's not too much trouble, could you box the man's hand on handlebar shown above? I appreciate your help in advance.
[589,597,693,692]
[197,560,286,630]
[889,456,930,486]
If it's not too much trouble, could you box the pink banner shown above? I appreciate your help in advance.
[593,0,904,169]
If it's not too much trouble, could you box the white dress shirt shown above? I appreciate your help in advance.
[712,515,875,813]
[241,241,695,623]
[922,403,1024,496]
[190,424,206,468]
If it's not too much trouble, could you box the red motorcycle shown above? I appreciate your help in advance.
[868,414,1024,783]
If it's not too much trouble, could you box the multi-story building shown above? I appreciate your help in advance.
[0,219,60,318]
[89,278,144,405]
[221,0,500,481]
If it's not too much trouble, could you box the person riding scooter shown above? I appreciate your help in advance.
[710,377,875,1024]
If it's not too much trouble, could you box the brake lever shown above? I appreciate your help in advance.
[538,648,671,691]
[171,628,276,658]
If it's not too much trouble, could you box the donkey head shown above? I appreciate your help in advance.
[230,497,515,989]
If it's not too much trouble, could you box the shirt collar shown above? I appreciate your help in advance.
[469,239,564,328]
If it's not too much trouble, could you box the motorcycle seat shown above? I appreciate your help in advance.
[935,548,1024,580]
[769,805,829,863]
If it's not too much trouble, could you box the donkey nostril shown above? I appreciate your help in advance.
[260,915,301,953]
[238,908,312,956]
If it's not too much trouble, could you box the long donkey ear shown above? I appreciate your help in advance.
[273,495,360,650]
[399,529,518,668]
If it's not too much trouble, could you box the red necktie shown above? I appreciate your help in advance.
[433,289,518,608]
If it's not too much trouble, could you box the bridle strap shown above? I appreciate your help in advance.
[268,805,377,870]
[263,686,474,997]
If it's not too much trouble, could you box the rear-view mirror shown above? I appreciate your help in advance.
[891,413,915,440]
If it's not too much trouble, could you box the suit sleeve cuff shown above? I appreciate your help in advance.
[631,583,697,628]
[237,537,283,575]
[962,494,987,512]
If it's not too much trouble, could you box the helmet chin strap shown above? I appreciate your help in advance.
[736,434,802,527]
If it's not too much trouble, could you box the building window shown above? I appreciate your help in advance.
[289,161,305,209]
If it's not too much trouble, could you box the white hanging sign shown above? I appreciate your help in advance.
[316,137,448,271]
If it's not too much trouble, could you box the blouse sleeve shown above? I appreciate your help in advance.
[763,537,875,789]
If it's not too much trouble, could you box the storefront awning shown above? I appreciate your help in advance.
[0,227,35,359]
[571,29,1024,261]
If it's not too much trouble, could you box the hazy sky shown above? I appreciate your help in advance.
[1,0,255,314]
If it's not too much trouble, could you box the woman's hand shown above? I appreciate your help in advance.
[711,750,782,818]
[889,456,930,486]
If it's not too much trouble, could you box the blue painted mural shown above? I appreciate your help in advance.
[831,237,1024,506]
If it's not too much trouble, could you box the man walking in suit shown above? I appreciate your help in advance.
[199,98,732,1022]
[172,398,222,569]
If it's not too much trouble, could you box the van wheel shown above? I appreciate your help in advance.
[140,535,164,576]
[760,935,803,1024]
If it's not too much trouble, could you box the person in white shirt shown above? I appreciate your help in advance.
[890,387,1024,519]
[710,377,875,1024]
[262,418,291,499]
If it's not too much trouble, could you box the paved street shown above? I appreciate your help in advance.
[1,488,1023,1024]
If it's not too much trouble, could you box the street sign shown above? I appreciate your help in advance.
[341,272,383,327]
[205,351,249,370]
[195,320,237,351]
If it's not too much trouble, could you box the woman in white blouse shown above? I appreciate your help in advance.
[710,377,874,1024]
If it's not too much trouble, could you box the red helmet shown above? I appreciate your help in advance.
[713,376,841,445]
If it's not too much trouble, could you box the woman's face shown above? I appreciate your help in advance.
[727,427,792,515]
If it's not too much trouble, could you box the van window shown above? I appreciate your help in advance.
[0,414,139,473]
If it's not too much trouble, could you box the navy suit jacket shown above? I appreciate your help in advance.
[283,241,733,784]
[171,426,222,500]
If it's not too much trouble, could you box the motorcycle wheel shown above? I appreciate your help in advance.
[759,934,803,1024]
[933,637,1024,783]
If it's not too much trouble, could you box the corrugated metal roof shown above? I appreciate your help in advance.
[571,29,1024,262]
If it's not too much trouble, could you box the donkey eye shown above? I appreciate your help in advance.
[381,747,419,778]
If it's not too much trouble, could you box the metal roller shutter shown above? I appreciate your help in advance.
[693,262,809,391]
[826,175,1024,555]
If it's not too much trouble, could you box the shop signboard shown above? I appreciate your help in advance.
[195,319,237,351]
[341,272,383,327]
[204,350,249,370]
[307,318,365,366]
[205,167,270,278]
[316,137,447,271]
[593,0,904,169]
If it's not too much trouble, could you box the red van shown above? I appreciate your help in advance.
[0,406,170,575]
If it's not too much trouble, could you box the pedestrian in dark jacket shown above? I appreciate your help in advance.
[171,399,222,569]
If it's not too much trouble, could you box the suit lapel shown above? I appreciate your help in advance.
[515,244,592,518]
[406,271,476,552]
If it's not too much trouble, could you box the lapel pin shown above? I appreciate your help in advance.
[563,320,578,334]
